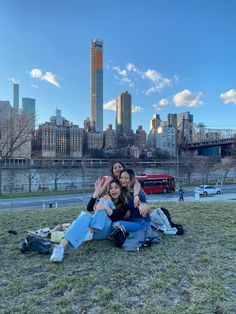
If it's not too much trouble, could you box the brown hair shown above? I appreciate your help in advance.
[107,178,128,209]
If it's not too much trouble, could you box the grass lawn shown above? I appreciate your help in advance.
[0,202,235,314]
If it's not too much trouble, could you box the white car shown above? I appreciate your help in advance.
[194,185,222,196]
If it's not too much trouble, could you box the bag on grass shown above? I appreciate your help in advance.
[150,207,184,235]
[19,235,51,254]
[108,226,127,248]
[114,229,127,248]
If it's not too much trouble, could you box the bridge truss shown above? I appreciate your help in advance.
[178,120,236,149]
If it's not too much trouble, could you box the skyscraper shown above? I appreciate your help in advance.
[116,91,132,136]
[13,83,19,113]
[167,113,177,129]
[177,111,193,128]
[22,97,36,129]
[150,114,161,131]
[90,39,103,133]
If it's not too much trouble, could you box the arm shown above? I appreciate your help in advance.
[87,178,106,212]
[87,197,97,212]
[98,176,112,196]
[94,196,113,216]
[133,179,141,208]
[137,191,150,217]
[138,202,151,217]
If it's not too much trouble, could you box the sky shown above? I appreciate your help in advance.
[0,0,236,132]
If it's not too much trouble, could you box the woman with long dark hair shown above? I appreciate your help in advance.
[50,178,129,262]
[100,160,141,207]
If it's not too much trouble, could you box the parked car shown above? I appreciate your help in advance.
[194,185,222,196]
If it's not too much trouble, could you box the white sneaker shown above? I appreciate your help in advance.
[50,244,64,262]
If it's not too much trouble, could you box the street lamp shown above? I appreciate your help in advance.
[176,144,180,191]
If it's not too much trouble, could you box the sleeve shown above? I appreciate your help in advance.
[87,197,97,212]
[139,191,147,203]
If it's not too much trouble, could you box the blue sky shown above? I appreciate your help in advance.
[1,0,236,131]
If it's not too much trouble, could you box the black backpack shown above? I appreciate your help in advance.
[19,235,51,254]
[160,207,184,235]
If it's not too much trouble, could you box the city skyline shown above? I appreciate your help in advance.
[1,0,236,131]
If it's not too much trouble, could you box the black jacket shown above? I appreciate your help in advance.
[87,197,129,222]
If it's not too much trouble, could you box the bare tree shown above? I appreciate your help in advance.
[22,167,38,192]
[197,156,219,184]
[180,156,196,184]
[0,111,33,194]
[213,157,236,184]
[49,165,70,191]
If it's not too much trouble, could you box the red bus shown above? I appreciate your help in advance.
[136,174,175,194]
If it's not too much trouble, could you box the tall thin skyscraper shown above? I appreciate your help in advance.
[13,83,19,113]
[22,97,36,129]
[116,91,132,136]
[90,39,103,133]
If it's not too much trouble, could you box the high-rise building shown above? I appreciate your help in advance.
[148,114,161,149]
[13,83,19,113]
[167,113,177,129]
[156,126,176,157]
[0,101,11,120]
[177,111,193,128]
[34,110,83,158]
[116,91,132,136]
[104,124,117,149]
[22,97,36,129]
[150,114,161,131]
[90,39,103,133]
[134,126,146,150]
[84,117,91,132]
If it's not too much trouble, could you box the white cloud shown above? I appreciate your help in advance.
[121,77,134,87]
[144,69,171,95]
[8,78,18,84]
[103,100,143,113]
[111,65,134,87]
[112,66,127,76]
[132,106,144,113]
[31,84,38,88]
[103,99,116,111]
[153,98,169,110]
[110,62,172,94]
[29,68,60,87]
[220,89,236,104]
[173,89,203,107]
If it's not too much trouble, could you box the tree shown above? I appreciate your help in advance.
[0,111,33,194]
[213,157,236,184]
[22,167,38,192]
[49,166,70,191]
[180,156,196,184]
[197,156,219,184]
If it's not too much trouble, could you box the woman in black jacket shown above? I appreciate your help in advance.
[50,178,129,262]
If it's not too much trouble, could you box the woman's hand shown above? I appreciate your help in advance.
[93,179,103,198]
[138,203,151,217]
[94,199,113,216]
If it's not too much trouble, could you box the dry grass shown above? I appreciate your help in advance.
[0,202,235,313]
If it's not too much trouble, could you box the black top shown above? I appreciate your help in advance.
[87,197,129,222]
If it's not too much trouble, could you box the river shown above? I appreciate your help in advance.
[1,163,235,192]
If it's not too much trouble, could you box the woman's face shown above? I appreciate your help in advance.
[119,171,130,188]
[109,182,121,200]
[112,162,124,178]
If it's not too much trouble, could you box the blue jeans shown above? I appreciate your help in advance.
[64,210,112,249]
[115,218,151,232]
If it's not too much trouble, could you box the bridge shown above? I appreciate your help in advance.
[178,120,236,151]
